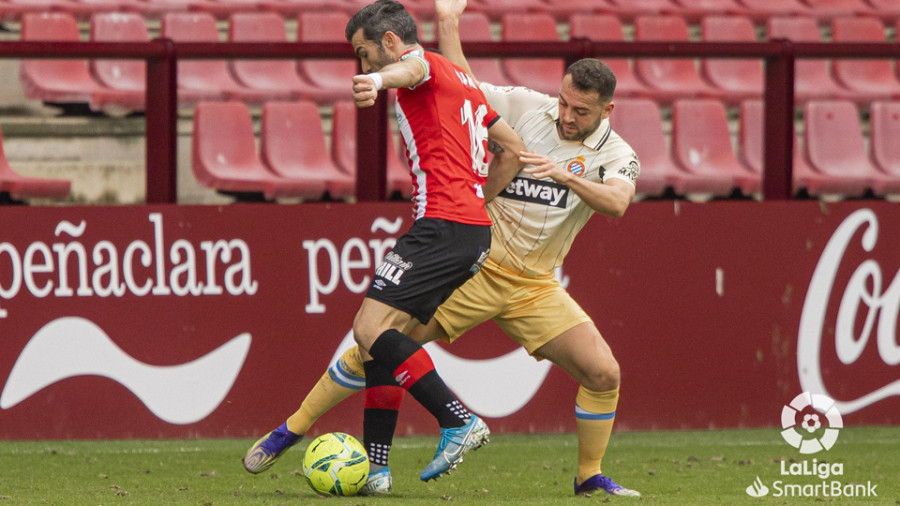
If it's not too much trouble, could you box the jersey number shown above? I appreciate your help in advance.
[460,99,490,178]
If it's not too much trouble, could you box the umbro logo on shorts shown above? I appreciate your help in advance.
[499,177,568,208]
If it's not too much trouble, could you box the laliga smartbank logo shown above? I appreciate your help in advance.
[744,392,878,499]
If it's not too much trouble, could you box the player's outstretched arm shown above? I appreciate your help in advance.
[352,57,429,108]
[435,0,478,84]
[484,118,526,202]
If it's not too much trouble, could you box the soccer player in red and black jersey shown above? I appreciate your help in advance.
[242,0,526,493]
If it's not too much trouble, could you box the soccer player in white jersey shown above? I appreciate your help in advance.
[243,0,641,498]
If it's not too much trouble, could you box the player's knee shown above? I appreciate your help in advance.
[351,314,377,350]
[582,356,620,392]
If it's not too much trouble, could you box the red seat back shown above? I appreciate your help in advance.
[804,100,876,177]
[296,11,355,92]
[458,12,508,85]
[701,16,762,95]
[870,101,900,176]
[90,13,149,92]
[500,13,564,95]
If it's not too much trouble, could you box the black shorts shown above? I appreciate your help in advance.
[366,218,491,324]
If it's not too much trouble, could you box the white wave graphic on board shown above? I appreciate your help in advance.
[330,331,552,418]
[0,317,251,425]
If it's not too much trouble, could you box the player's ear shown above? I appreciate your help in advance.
[602,101,615,120]
[382,31,397,51]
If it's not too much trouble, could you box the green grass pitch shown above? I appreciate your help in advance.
[0,427,896,505]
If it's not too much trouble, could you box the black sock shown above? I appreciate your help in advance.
[362,360,403,467]
[369,329,469,428]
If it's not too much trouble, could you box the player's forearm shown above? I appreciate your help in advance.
[436,10,477,82]
[374,58,428,90]
[566,177,634,218]
[484,148,522,202]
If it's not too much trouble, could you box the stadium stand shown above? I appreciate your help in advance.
[633,15,724,103]
[500,13,564,96]
[227,12,307,100]
[800,0,876,19]
[0,124,71,204]
[257,0,337,16]
[611,98,734,197]
[466,0,547,21]
[19,12,138,111]
[331,101,412,200]
[766,16,870,104]
[803,99,900,196]
[260,101,355,200]
[869,101,900,182]
[161,12,278,104]
[738,99,853,197]
[189,0,263,20]
[89,12,149,111]
[567,14,653,99]
[734,0,810,20]
[671,98,760,196]
[600,0,682,21]
[192,101,323,201]
[539,0,606,21]
[863,0,900,22]
[671,0,753,23]
[700,15,763,103]
[831,17,900,100]
[294,11,355,104]
[457,12,510,87]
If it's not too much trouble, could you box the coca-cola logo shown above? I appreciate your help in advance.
[798,209,900,414]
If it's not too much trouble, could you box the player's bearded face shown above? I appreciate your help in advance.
[556,76,610,142]
[350,30,395,73]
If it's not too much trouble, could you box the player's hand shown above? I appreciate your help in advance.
[352,74,379,108]
[435,0,466,20]
[520,151,568,183]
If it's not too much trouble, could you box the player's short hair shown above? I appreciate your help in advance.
[564,59,616,103]
[345,0,419,46]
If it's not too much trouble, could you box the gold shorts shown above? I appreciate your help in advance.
[432,256,592,355]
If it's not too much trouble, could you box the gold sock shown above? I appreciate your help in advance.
[574,386,619,484]
[285,346,364,435]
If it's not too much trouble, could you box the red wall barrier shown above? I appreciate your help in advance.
[0,201,897,440]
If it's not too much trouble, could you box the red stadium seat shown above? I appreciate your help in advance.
[260,101,354,200]
[457,12,510,86]
[800,0,875,19]
[0,124,70,203]
[671,0,752,22]
[343,0,433,18]
[608,99,677,196]
[831,17,900,100]
[161,12,276,104]
[610,98,734,197]
[701,15,763,103]
[869,101,900,185]
[767,16,869,104]
[467,0,547,21]
[257,0,335,16]
[500,13,564,95]
[538,0,606,21]
[192,101,318,200]
[295,11,355,104]
[734,0,810,19]
[19,12,136,110]
[599,0,682,22]
[634,15,724,103]
[738,99,843,197]
[803,100,900,196]
[863,0,900,23]
[130,0,195,17]
[228,12,306,100]
[89,12,149,111]
[331,101,412,199]
[190,0,264,20]
[672,99,760,196]
[567,14,652,99]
